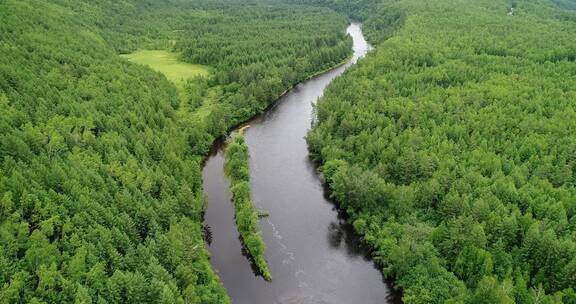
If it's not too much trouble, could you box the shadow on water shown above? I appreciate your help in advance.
[202,22,403,304]
[326,201,403,303]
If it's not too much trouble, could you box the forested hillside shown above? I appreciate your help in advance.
[0,0,351,302]
[309,0,576,302]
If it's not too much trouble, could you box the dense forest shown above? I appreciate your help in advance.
[224,134,271,281]
[4,0,576,302]
[0,0,351,302]
[308,0,576,303]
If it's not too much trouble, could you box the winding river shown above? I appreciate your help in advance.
[202,23,400,304]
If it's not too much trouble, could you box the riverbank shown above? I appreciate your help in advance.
[203,37,355,138]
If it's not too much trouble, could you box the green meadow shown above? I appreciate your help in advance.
[121,50,209,86]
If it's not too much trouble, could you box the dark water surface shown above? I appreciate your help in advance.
[202,23,401,304]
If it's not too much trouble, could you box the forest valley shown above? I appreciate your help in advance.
[1,0,576,303]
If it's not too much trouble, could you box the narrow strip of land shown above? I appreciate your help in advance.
[224,133,272,281]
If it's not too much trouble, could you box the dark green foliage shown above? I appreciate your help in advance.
[224,134,272,281]
[309,0,576,302]
[282,0,380,20]
[0,0,351,302]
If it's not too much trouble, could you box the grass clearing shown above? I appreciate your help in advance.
[121,50,209,86]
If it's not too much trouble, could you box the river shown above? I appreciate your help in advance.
[202,22,400,304]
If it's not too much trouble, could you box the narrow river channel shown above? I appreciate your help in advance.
[202,22,400,304]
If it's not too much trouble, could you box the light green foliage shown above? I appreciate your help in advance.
[224,134,272,281]
[121,50,209,86]
[308,0,576,302]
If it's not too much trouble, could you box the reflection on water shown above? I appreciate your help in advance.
[203,224,213,246]
[202,23,401,304]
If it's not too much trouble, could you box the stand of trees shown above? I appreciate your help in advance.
[224,134,271,281]
[0,0,351,302]
[308,0,576,303]
[75,0,353,131]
